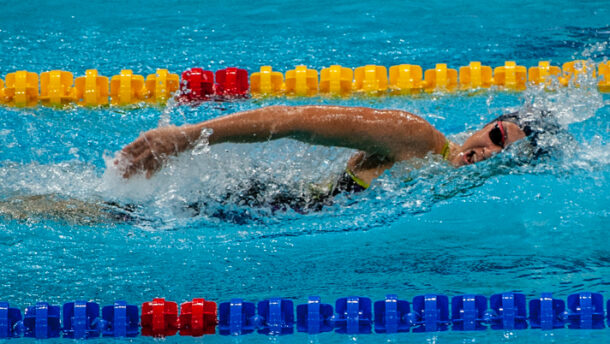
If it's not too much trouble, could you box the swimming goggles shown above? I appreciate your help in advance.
[489,121,507,148]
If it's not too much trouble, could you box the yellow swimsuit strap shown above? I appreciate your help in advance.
[441,140,451,160]
[345,168,370,189]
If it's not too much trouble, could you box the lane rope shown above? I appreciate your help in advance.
[1,291,608,338]
[0,60,608,108]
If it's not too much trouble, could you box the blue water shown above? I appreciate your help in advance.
[1,0,610,342]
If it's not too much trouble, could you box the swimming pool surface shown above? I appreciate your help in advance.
[1,0,609,342]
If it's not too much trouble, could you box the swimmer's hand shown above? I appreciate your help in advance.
[117,125,197,178]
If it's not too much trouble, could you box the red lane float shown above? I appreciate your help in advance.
[140,298,178,337]
[180,68,215,102]
[179,67,249,101]
[179,298,217,336]
[215,67,248,97]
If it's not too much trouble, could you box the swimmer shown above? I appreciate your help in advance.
[119,105,557,193]
[0,105,559,223]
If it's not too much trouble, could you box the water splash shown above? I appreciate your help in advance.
[191,127,213,155]
[520,60,605,126]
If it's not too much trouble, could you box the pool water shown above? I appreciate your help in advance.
[1,0,610,342]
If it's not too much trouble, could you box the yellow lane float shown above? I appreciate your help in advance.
[459,62,492,90]
[423,64,457,92]
[4,71,39,107]
[493,61,527,91]
[528,61,561,86]
[110,69,146,106]
[285,65,318,96]
[250,66,284,95]
[40,70,75,107]
[354,65,388,94]
[560,60,595,87]
[145,69,180,104]
[74,69,109,107]
[320,65,353,96]
[389,64,423,94]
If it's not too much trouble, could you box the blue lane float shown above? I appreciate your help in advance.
[566,292,605,329]
[2,291,610,339]
[334,296,373,334]
[0,302,22,338]
[62,301,100,339]
[218,299,256,335]
[374,294,410,333]
[411,294,450,332]
[529,293,565,330]
[23,302,61,339]
[101,301,139,337]
[296,296,333,334]
[488,292,528,330]
[257,298,294,335]
[451,294,487,331]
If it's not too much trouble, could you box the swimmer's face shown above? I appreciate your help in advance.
[451,121,526,166]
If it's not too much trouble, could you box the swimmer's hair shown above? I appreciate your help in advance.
[488,107,564,159]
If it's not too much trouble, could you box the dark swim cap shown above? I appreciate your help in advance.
[489,107,564,158]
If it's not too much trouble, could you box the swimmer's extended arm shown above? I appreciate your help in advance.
[119,105,447,178]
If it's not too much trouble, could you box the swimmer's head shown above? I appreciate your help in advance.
[451,108,562,166]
